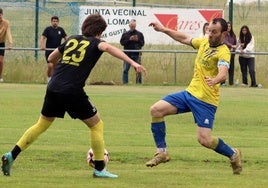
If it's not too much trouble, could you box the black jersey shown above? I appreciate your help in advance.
[42,26,67,48]
[47,35,104,94]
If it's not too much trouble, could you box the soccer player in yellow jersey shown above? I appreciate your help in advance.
[146,18,242,174]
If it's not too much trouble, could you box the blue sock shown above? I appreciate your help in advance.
[151,122,166,148]
[214,138,235,158]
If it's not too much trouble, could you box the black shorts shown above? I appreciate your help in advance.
[41,90,98,120]
[0,43,5,56]
[45,50,54,62]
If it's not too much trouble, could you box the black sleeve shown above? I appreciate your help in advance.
[61,27,67,38]
[138,31,145,48]
[42,27,48,37]
[58,39,68,54]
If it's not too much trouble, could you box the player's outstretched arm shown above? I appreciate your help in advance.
[98,42,146,74]
[149,21,192,46]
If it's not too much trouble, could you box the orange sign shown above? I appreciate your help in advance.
[154,14,178,30]
[198,10,223,22]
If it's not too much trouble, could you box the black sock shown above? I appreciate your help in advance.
[94,160,105,171]
[11,145,21,160]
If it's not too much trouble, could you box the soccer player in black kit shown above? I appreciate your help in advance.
[1,14,146,178]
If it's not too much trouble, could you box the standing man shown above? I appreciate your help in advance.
[145,18,242,175]
[120,19,144,84]
[41,16,67,82]
[1,14,146,178]
[0,8,13,82]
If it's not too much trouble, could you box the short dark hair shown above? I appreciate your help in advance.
[81,14,107,37]
[212,18,228,33]
[51,16,59,21]
[0,8,3,14]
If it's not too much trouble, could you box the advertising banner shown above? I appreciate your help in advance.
[79,6,223,45]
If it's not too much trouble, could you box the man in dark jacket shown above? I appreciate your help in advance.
[120,19,145,84]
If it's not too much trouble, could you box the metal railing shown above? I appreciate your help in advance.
[1,47,268,84]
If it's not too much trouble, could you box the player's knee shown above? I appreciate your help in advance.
[197,135,213,148]
[150,105,162,118]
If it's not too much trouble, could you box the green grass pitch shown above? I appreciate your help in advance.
[0,83,267,188]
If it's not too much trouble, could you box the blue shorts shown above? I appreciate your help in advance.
[162,90,217,129]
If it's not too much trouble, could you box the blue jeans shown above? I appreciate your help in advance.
[122,55,142,84]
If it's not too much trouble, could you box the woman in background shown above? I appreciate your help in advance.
[236,25,257,87]
[199,22,209,38]
[222,21,237,86]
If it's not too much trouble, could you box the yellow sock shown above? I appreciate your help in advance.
[152,117,164,123]
[90,120,105,161]
[210,136,219,150]
[16,117,52,151]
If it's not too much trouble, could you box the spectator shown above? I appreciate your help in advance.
[222,21,237,86]
[120,19,144,84]
[41,16,67,82]
[199,22,209,38]
[236,25,257,87]
[0,8,13,82]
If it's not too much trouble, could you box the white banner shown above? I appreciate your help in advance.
[79,6,223,45]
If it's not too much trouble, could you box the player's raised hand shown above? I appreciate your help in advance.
[149,22,164,32]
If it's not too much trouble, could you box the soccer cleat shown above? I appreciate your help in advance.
[2,152,14,176]
[145,152,170,167]
[230,148,242,175]
[93,169,118,178]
